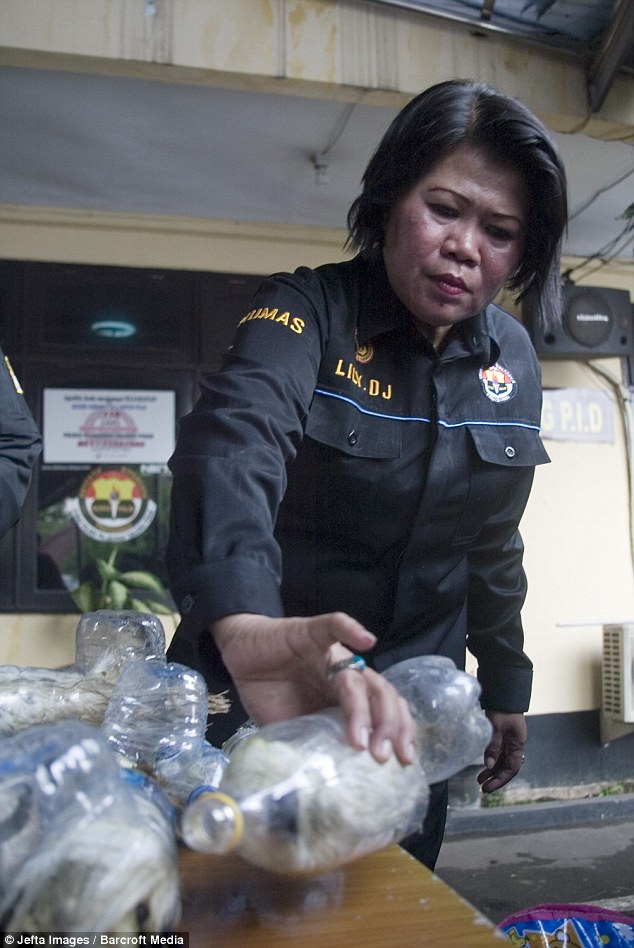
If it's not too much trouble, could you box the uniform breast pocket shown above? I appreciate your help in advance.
[453,424,550,544]
[305,391,401,459]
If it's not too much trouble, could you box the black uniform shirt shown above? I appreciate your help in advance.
[0,345,41,538]
[168,257,549,731]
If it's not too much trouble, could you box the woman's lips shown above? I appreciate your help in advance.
[434,273,468,296]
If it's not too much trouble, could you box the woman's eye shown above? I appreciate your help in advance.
[487,225,514,241]
[430,203,457,218]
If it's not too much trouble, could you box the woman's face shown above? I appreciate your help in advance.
[382,145,527,346]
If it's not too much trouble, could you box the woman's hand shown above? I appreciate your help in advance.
[477,711,527,793]
[211,612,417,766]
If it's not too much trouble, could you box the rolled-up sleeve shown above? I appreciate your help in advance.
[466,465,536,713]
[167,270,328,633]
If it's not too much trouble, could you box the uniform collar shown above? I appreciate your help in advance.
[355,256,408,341]
[443,309,500,366]
[355,257,501,367]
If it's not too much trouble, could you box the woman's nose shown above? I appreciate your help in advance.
[442,224,479,264]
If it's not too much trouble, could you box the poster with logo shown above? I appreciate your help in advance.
[43,388,175,465]
[65,466,157,543]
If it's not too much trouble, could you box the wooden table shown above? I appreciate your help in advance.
[178,845,506,946]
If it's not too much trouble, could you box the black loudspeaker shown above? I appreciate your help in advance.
[524,285,633,359]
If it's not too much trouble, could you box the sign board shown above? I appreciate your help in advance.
[43,388,176,464]
[541,388,614,443]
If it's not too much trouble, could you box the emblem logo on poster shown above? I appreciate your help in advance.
[67,467,157,542]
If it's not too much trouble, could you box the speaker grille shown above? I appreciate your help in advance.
[565,288,615,348]
[524,285,633,359]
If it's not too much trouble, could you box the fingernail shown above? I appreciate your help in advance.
[359,726,369,750]
[380,739,392,760]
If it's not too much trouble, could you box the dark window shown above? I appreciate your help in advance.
[0,260,263,613]
[22,263,197,362]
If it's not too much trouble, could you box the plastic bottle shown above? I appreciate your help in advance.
[0,609,168,737]
[102,657,208,771]
[181,706,429,876]
[154,738,228,809]
[73,609,167,676]
[180,655,492,876]
[383,654,492,783]
[0,719,180,934]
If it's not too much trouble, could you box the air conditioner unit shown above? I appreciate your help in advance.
[601,624,634,744]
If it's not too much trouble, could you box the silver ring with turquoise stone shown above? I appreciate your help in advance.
[327,654,367,681]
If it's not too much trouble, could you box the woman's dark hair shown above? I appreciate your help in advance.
[346,78,568,330]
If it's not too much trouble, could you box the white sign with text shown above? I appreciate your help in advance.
[43,388,176,464]
[541,388,614,443]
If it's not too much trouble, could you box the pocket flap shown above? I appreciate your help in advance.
[305,391,401,458]
[468,424,550,467]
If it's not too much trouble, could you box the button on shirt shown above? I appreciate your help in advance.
[167,256,549,725]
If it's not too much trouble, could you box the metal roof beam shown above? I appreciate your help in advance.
[480,0,497,23]
[587,0,634,112]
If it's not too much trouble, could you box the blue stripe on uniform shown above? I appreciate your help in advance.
[313,388,541,431]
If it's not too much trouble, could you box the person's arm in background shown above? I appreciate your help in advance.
[0,346,42,538]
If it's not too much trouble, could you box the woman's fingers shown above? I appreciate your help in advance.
[329,659,417,766]
[211,611,417,767]
[296,613,418,766]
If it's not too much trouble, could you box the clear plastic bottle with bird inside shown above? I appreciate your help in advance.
[181,655,492,876]
[0,719,180,933]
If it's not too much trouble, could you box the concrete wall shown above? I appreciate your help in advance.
[2,0,632,137]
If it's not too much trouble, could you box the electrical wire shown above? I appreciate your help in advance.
[563,217,634,283]
[568,236,634,283]
[588,360,634,575]
[570,240,634,283]
[569,165,634,222]
[319,103,358,158]
[311,102,358,185]
[562,157,634,280]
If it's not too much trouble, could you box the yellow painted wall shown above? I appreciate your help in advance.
[494,266,634,714]
[0,206,351,275]
[522,359,634,714]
